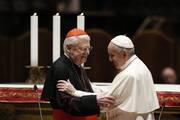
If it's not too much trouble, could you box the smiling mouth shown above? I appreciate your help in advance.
[82,55,88,58]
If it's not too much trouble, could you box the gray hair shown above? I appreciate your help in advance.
[63,35,90,54]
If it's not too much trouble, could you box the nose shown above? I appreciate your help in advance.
[85,49,90,55]
[82,49,90,55]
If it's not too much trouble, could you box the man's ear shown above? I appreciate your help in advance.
[66,45,72,52]
[122,50,128,58]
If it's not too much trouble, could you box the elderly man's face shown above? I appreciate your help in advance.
[68,40,91,65]
[108,42,127,70]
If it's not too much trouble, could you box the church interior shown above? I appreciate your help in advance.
[0,0,180,120]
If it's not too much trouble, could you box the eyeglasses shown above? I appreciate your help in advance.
[73,46,93,52]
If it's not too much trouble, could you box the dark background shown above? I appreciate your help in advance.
[0,0,180,83]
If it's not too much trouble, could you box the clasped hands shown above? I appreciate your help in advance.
[56,80,115,110]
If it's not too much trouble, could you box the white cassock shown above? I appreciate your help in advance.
[105,55,159,120]
[73,55,159,120]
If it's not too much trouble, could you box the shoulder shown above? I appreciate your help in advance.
[121,73,135,81]
[114,72,135,84]
[54,60,67,70]
[51,58,70,75]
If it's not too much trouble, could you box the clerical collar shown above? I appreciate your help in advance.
[120,55,137,71]
[64,53,70,59]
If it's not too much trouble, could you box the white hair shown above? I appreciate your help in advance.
[113,43,135,57]
[63,35,90,54]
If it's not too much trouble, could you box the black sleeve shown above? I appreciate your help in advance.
[56,92,100,116]
[41,66,55,100]
[53,63,100,116]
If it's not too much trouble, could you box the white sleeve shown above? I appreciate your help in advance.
[74,90,97,97]
[73,82,109,97]
[91,83,109,93]
[73,81,110,97]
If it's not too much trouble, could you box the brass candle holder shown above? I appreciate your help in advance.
[25,66,47,84]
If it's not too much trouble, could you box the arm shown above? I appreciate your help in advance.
[56,91,99,116]
[57,80,97,97]
[53,64,100,116]
[56,80,115,112]
[57,80,109,97]
[53,63,115,116]
[75,90,97,96]
[91,82,109,93]
[104,75,134,111]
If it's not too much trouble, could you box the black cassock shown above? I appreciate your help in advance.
[41,55,100,116]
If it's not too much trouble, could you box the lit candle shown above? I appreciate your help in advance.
[30,13,38,66]
[53,13,61,62]
[77,13,85,67]
[77,13,85,30]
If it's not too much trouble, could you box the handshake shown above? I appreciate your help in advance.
[96,94,115,111]
[57,80,116,111]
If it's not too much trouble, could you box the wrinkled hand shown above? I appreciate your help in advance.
[57,80,76,95]
[96,94,115,111]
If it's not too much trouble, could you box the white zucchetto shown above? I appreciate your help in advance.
[111,35,134,48]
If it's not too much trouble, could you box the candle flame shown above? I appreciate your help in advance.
[33,13,37,16]
[56,13,59,16]
[80,13,84,16]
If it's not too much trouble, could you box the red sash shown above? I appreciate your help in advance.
[53,109,97,120]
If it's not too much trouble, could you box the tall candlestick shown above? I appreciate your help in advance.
[77,13,85,30]
[53,13,61,62]
[30,13,38,66]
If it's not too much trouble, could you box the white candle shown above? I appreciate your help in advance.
[77,13,85,67]
[77,13,85,30]
[30,13,38,66]
[53,13,61,62]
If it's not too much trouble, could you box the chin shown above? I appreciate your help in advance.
[82,60,87,64]
[78,60,86,65]
[113,63,118,68]
[114,65,121,70]
[82,58,87,62]
[115,66,120,70]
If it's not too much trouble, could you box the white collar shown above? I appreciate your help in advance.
[120,55,137,71]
